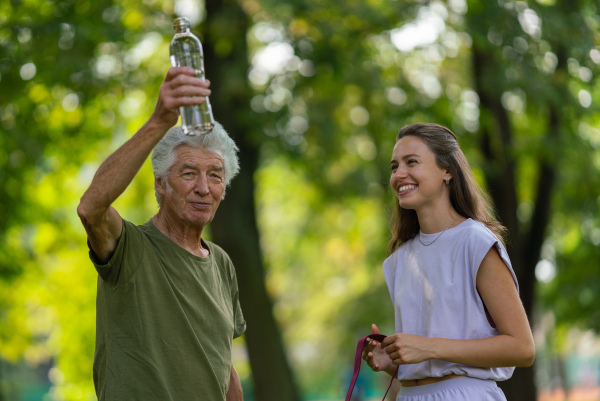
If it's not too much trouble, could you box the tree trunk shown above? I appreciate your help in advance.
[469,9,541,400]
[497,367,537,401]
[210,139,300,401]
[203,1,300,400]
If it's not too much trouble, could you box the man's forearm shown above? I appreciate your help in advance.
[226,365,243,401]
[78,118,168,221]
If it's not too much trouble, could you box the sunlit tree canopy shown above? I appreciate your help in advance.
[1,0,599,400]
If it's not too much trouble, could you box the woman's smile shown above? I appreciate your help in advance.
[397,184,417,195]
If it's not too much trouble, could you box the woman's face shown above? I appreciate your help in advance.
[389,136,451,212]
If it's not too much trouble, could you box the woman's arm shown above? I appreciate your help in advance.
[380,246,535,368]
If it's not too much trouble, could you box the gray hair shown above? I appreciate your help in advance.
[151,122,240,205]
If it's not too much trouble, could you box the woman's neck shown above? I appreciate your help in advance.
[416,202,463,234]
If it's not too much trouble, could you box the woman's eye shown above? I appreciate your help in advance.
[407,159,417,165]
[391,165,398,172]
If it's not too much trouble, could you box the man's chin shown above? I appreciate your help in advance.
[185,213,215,227]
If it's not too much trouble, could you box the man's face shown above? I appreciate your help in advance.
[156,145,226,229]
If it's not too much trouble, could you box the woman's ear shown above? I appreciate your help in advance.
[444,170,453,184]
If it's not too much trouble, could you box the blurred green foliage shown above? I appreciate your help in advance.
[1,0,600,400]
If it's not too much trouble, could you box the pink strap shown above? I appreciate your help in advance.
[345,334,399,401]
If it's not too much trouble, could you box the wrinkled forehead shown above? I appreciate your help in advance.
[172,144,224,167]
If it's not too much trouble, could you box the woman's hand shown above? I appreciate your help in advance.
[362,324,396,375]
[380,333,434,365]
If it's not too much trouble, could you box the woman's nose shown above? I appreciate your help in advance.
[393,165,408,179]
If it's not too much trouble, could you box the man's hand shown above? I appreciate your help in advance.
[149,67,211,131]
[362,324,396,375]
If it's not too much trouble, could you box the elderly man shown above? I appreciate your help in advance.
[77,67,245,401]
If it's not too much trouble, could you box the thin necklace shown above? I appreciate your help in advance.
[418,217,460,246]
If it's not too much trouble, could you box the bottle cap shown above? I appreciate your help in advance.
[173,17,190,31]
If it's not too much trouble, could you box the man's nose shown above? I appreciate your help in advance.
[194,175,210,194]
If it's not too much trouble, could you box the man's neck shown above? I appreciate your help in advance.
[152,213,209,258]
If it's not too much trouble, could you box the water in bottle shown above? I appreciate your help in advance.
[170,17,214,135]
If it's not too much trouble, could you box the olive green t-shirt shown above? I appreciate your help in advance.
[89,219,246,401]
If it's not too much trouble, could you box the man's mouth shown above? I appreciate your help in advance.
[190,202,210,208]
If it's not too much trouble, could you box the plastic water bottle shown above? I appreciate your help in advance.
[170,17,214,135]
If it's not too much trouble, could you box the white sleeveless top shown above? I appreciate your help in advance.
[382,218,517,381]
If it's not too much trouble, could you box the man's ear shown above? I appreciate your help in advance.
[155,176,166,196]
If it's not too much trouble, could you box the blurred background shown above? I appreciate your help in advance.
[1,0,600,400]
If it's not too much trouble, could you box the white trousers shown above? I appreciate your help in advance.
[396,377,507,401]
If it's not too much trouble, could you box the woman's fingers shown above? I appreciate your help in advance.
[362,339,376,359]
[362,339,379,370]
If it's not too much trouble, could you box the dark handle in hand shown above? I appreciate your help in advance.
[345,334,399,401]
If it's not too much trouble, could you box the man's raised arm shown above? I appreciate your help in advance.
[77,67,211,263]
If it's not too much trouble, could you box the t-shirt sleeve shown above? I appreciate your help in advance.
[88,219,144,286]
[382,251,398,305]
[469,226,519,292]
[232,288,246,339]
[227,257,246,339]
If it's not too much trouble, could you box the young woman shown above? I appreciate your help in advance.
[362,123,535,400]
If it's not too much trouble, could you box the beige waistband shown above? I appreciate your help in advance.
[401,374,466,387]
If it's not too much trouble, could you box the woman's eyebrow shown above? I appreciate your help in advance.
[391,153,420,164]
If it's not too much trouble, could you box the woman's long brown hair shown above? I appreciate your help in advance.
[388,123,507,253]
